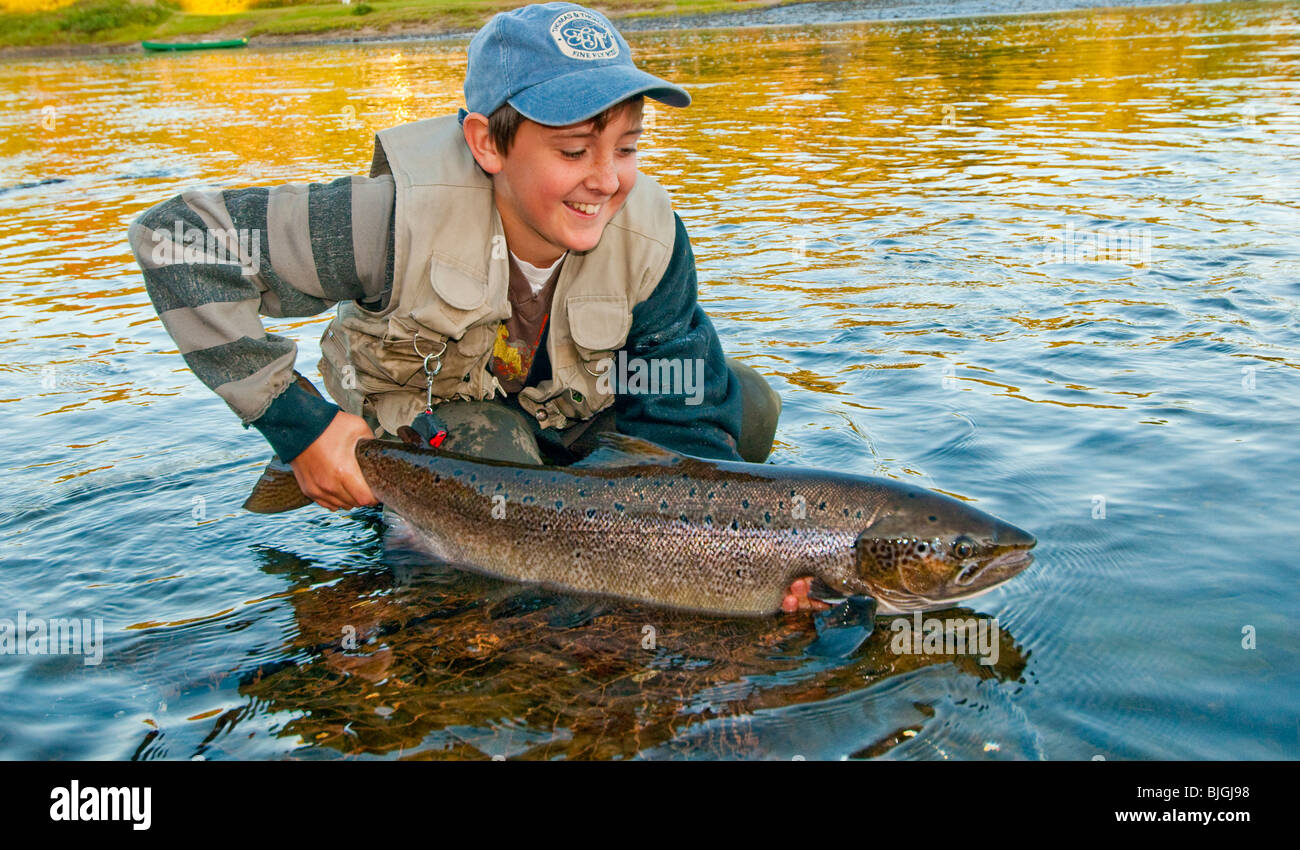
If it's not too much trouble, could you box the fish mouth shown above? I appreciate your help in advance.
[953,549,1034,589]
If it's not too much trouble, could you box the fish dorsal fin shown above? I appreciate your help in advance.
[572,433,683,468]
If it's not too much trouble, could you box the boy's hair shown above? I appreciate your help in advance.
[488,95,644,157]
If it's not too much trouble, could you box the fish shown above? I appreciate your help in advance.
[286,432,1034,618]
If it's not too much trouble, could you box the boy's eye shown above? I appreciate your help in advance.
[560,148,637,159]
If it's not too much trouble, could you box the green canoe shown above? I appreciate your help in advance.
[141,38,248,52]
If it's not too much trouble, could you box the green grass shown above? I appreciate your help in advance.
[0,0,784,50]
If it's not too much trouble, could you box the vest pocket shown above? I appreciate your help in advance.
[423,322,496,398]
[405,258,508,344]
[567,294,630,361]
[329,308,428,392]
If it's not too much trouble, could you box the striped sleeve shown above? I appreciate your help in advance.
[127,174,396,461]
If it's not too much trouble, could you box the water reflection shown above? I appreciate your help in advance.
[181,529,1028,761]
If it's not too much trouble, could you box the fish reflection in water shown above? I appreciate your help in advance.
[148,530,1029,761]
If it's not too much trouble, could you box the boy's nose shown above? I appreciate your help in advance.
[585,156,620,196]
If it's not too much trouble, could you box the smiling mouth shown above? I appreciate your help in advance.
[564,200,601,217]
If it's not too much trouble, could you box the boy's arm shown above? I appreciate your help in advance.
[127,175,396,462]
[615,213,744,461]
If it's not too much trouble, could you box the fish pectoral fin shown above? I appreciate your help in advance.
[570,432,683,468]
[804,595,877,658]
[807,578,847,605]
[242,455,313,514]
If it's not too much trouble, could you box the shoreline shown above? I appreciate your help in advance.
[0,0,1231,60]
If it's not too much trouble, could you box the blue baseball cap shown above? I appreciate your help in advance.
[461,2,690,127]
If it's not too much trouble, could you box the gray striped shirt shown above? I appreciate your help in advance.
[127,174,396,460]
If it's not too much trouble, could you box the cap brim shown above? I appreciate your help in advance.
[508,64,690,127]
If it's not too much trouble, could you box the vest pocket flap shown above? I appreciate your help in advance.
[430,258,488,311]
[455,323,496,356]
[567,295,630,352]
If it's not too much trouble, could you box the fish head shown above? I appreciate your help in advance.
[848,487,1036,613]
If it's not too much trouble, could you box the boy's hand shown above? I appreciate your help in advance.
[288,411,380,511]
[782,577,833,614]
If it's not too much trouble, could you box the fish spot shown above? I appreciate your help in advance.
[585,508,597,519]
[929,515,937,522]
[742,499,750,508]
[818,501,826,510]
[614,503,625,512]
[689,487,697,497]
[555,500,564,510]
[523,496,535,504]
[607,481,616,488]
[660,500,669,510]
[578,489,588,498]
[680,514,689,523]
[707,491,715,500]
[470,474,477,482]
[764,512,772,523]
[730,519,739,531]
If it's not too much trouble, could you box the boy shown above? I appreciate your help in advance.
[129,3,818,611]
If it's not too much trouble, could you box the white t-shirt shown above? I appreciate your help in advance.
[509,250,566,295]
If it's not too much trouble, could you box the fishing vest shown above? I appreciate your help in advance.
[318,113,676,436]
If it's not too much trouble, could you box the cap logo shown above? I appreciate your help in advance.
[549,10,619,61]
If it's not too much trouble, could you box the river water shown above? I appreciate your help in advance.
[1,0,1297,760]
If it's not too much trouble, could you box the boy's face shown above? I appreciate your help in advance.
[470,102,643,267]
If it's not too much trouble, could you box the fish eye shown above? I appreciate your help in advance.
[954,539,974,559]
[915,541,930,555]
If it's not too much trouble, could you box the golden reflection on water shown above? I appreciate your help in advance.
[2,2,1294,336]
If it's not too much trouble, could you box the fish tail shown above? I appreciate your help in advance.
[242,455,313,513]
[242,370,324,513]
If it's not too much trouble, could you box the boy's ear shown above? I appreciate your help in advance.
[462,112,504,175]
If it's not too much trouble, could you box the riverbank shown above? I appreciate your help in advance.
[0,0,1231,58]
